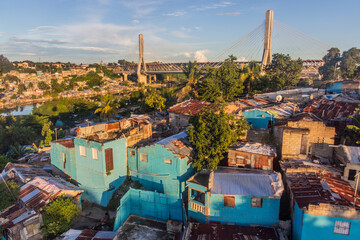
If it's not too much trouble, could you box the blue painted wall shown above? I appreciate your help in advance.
[292,202,303,240]
[243,110,274,129]
[113,188,185,231]
[326,81,343,94]
[187,183,280,226]
[128,144,195,198]
[74,138,127,206]
[292,202,360,240]
[50,142,76,179]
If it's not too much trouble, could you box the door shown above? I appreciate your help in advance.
[105,148,114,172]
[300,134,308,155]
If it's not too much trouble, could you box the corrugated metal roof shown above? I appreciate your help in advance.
[59,229,119,240]
[157,131,192,158]
[303,99,360,121]
[342,145,360,164]
[231,142,276,156]
[186,223,279,240]
[2,163,52,183]
[168,99,211,115]
[211,171,283,197]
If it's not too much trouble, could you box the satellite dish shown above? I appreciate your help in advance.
[276,95,283,102]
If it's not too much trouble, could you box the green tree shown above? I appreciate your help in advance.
[41,196,80,239]
[38,81,50,90]
[188,107,248,170]
[17,83,26,94]
[4,75,20,83]
[176,61,200,101]
[85,71,103,87]
[0,55,14,74]
[0,180,20,211]
[266,53,303,90]
[241,61,262,94]
[94,94,119,121]
[318,48,341,80]
[145,89,166,111]
[340,47,360,79]
[346,108,360,145]
[0,155,10,172]
[7,144,32,159]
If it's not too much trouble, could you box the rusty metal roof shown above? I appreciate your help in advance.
[236,98,272,109]
[18,184,57,210]
[55,139,75,148]
[2,163,52,183]
[157,131,193,158]
[303,99,360,121]
[168,99,211,115]
[186,223,279,240]
[286,171,360,209]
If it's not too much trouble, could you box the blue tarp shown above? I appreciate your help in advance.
[326,81,343,93]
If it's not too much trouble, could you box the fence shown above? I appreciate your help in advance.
[113,188,185,231]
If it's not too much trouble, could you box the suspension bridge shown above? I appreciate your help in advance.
[114,10,331,83]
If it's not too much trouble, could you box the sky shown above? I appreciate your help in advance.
[0,0,359,63]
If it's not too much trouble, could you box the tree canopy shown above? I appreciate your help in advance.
[188,107,248,171]
[145,89,166,111]
[319,48,341,80]
[0,55,14,74]
[41,196,80,239]
[94,94,120,121]
[265,53,303,90]
[0,180,20,211]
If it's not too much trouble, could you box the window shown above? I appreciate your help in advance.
[348,169,357,181]
[224,196,235,208]
[164,159,172,164]
[105,148,114,172]
[92,148,98,160]
[334,221,350,235]
[130,150,135,157]
[190,189,205,204]
[62,153,66,169]
[79,146,86,157]
[140,153,148,162]
[251,197,262,208]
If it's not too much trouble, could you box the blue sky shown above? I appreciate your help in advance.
[0,0,359,63]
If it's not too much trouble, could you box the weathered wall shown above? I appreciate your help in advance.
[169,112,190,129]
[344,163,360,188]
[128,144,194,197]
[74,138,127,206]
[228,149,273,170]
[281,128,308,159]
[113,188,185,231]
[50,142,76,179]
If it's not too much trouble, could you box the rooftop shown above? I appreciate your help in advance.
[167,99,211,115]
[230,142,276,156]
[55,139,75,148]
[184,222,279,240]
[58,229,119,240]
[342,145,360,164]
[0,204,38,229]
[303,99,360,121]
[157,131,192,158]
[2,163,52,183]
[188,167,284,197]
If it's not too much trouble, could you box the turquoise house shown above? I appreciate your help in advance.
[128,131,195,198]
[186,167,284,226]
[243,109,274,129]
[286,172,360,240]
[51,137,127,206]
[326,81,343,94]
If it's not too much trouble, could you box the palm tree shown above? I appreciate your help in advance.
[176,61,200,101]
[7,144,31,160]
[241,61,261,94]
[94,94,120,121]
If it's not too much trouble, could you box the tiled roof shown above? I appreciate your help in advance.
[167,99,211,115]
[186,223,279,240]
[303,99,360,121]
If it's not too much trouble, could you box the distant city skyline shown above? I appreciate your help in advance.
[0,0,359,63]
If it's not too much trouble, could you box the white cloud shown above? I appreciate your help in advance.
[171,31,191,39]
[132,20,140,24]
[165,11,186,17]
[217,12,241,16]
[196,2,233,11]
[236,56,247,62]
[174,52,192,58]
[194,50,209,62]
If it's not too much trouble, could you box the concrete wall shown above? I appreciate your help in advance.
[243,110,274,129]
[73,138,127,206]
[169,112,190,129]
[128,144,194,198]
[113,188,185,231]
[50,142,76,179]
[188,183,280,227]
[344,163,360,188]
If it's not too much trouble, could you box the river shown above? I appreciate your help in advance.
[0,104,35,116]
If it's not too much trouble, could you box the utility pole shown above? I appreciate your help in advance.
[262,10,274,68]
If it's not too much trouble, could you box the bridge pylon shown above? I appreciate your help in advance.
[261,9,273,68]
[137,34,147,84]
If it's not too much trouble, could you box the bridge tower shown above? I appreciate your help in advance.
[261,10,274,67]
[137,34,147,84]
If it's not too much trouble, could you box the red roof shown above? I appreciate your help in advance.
[286,172,360,209]
[55,139,75,148]
[187,223,279,240]
[168,99,211,115]
[303,99,360,121]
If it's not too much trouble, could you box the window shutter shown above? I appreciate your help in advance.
[105,148,113,172]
